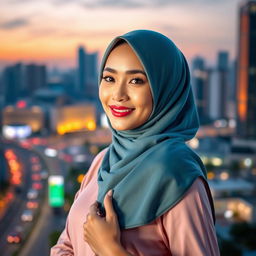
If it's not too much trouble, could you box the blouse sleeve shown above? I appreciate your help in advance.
[50,149,108,255]
[160,177,220,256]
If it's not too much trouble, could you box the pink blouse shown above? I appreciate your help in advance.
[51,149,220,256]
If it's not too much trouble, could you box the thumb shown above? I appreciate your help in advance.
[104,190,117,222]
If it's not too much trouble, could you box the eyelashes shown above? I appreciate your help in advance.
[102,75,114,82]
[101,75,146,85]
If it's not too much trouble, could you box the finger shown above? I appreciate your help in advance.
[104,190,117,222]
[89,202,99,217]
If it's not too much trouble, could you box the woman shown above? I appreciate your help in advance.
[51,30,220,256]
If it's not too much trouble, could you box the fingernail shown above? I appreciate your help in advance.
[107,190,113,197]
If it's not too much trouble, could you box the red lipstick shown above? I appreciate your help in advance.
[109,105,135,117]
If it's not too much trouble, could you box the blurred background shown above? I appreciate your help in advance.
[0,0,256,255]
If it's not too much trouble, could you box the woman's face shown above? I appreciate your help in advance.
[99,43,153,131]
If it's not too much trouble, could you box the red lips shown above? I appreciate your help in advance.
[109,105,135,117]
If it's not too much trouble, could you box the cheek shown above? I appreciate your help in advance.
[99,86,108,105]
[134,90,153,111]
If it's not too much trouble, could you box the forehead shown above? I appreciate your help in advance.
[104,43,144,70]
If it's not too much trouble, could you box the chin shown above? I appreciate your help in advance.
[111,124,131,131]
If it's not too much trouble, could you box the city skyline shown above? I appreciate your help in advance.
[0,0,242,69]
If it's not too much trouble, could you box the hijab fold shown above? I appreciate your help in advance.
[97,30,215,229]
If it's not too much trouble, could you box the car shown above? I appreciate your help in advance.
[40,170,48,179]
[32,182,43,190]
[32,164,41,172]
[21,209,33,222]
[31,173,41,181]
[6,232,22,244]
[26,200,39,209]
[27,188,38,199]
[30,156,39,164]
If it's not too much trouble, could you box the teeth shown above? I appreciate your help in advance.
[113,109,132,113]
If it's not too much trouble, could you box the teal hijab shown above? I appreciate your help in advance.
[97,30,215,229]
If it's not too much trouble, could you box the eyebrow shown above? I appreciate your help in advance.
[103,67,147,76]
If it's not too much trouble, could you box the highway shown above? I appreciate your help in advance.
[18,146,67,256]
[13,129,111,256]
[0,143,47,256]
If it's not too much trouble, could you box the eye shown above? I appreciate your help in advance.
[130,78,145,84]
[102,75,115,83]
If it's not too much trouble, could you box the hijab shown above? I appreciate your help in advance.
[97,29,215,229]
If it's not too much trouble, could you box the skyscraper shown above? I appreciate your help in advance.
[77,46,98,99]
[78,46,86,94]
[191,56,209,124]
[217,51,229,119]
[24,64,47,96]
[207,51,230,122]
[86,52,98,100]
[236,0,256,139]
[2,63,24,104]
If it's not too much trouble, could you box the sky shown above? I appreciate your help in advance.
[0,0,243,70]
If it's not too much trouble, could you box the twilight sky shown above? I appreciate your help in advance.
[0,0,242,69]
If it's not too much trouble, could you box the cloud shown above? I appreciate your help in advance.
[2,0,228,9]
[83,0,225,8]
[27,27,123,39]
[50,0,224,8]
[82,0,144,8]
[0,18,29,30]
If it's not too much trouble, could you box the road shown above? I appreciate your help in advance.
[17,144,67,256]
[16,129,111,256]
[0,144,47,256]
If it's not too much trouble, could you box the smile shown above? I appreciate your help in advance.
[109,105,135,117]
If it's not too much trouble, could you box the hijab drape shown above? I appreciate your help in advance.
[97,30,215,229]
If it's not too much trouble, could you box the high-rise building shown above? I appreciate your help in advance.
[206,51,230,122]
[228,59,237,119]
[2,63,47,104]
[236,0,256,139]
[2,63,24,104]
[191,56,209,124]
[207,68,220,121]
[77,46,98,99]
[86,52,98,99]
[217,51,229,119]
[78,46,86,94]
[24,64,47,96]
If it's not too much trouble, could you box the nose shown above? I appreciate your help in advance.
[112,81,129,102]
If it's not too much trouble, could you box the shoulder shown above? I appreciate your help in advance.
[80,147,108,189]
[161,177,214,224]
[157,177,220,255]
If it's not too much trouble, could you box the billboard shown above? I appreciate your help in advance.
[48,175,64,207]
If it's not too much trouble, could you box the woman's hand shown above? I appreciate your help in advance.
[83,191,129,256]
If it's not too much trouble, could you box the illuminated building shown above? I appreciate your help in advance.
[51,103,96,134]
[236,0,256,139]
[214,197,256,223]
[2,105,44,134]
